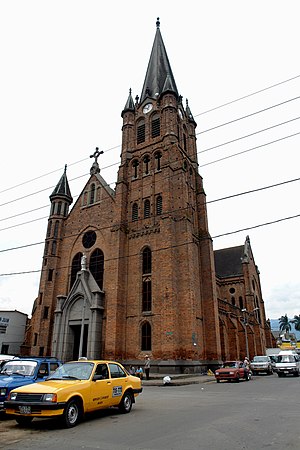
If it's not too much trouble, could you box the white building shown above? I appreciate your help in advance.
[0,310,27,355]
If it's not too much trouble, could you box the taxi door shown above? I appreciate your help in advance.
[107,362,128,406]
[88,363,112,412]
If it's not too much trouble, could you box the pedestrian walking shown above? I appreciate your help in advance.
[144,355,151,380]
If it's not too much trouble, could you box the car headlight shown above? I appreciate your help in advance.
[0,388,7,396]
[43,393,57,402]
[215,371,219,375]
[9,392,17,401]
[229,371,234,375]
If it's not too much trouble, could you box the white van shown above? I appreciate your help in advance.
[274,351,300,377]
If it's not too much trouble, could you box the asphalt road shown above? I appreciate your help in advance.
[1,374,300,450]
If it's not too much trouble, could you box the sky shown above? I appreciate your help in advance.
[0,0,300,321]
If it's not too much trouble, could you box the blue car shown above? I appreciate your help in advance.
[0,357,62,411]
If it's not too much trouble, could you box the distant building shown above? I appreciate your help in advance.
[0,310,28,355]
[22,20,272,371]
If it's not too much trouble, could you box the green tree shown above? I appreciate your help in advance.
[292,315,300,332]
[278,314,292,333]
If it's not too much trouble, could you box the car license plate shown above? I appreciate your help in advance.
[19,405,31,414]
[284,371,289,374]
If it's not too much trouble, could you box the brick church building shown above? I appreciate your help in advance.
[22,19,274,372]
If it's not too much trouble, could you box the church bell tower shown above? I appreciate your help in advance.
[115,18,221,370]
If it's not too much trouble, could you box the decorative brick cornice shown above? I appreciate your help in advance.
[129,225,160,239]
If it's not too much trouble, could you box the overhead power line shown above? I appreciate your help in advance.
[1,73,300,197]
[200,131,300,167]
[0,211,300,277]
[1,172,300,248]
[212,213,300,238]
[198,95,300,135]
[199,116,300,154]
[195,74,300,116]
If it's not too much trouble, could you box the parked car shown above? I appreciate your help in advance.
[214,361,250,383]
[274,351,300,377]
[250,355,273,375]
[268,354,279,368]
[4,359,143,428]
[0,357,62,411]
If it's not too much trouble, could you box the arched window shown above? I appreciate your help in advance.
[156,196,162,215]
[137,119,145,144]
[141,322,151,351]
[143,155,150,175]
[51,240,57,255]
[239,296,243,309]
[47,221,52,237]
[132,203,138,221]
[132,160,139,178]
[142,278,152,311]
[70,252,83,289]
[63,203,68,216]
[154,152,162,171]
[183,125,188,152]
[54,220,59,237]
[57,202,62,215]
[90,183,95,204]
[143,247,151,274]
[142,247,152,312]
[144,199,150,218]
[51,203,55,215]
[151,114,160,138]
[90,248,104,290]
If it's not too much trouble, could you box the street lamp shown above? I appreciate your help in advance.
[241,309,249,359]
[241,307,259,359]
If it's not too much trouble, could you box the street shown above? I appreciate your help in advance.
[1,374,300,450]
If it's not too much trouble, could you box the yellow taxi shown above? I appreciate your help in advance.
[4,359,143,428]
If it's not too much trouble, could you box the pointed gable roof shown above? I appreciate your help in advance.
[214,236,254,279]
[140,18,178,103]
[214,245,245,278]
[50,164,73,203]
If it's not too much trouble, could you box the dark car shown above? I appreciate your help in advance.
[0,357,62,411]
[214,361,250,383]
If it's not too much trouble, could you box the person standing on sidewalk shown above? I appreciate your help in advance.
[144,355,151,380]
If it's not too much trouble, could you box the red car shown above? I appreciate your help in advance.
[214,361,250,383]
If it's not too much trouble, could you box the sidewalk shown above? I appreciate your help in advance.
[141,373,215,386]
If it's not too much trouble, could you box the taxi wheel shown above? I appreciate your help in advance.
[16,416,33,426]
[119,391,133,413]
[63,399,81,428]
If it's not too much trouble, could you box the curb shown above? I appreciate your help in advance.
[141,376,215,387]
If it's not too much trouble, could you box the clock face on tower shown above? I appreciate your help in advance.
[143,103,153,114]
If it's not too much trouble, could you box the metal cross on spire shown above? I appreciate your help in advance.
[90,147,103,175]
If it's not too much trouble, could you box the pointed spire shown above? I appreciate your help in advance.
[122,88,135,116]
[140,18,178,103]
[50,164,73,203]
[185,99,197,125]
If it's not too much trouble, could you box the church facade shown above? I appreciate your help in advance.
[22,20,273,372]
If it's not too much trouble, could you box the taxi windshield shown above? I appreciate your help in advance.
[48,362,94,380]
[0,360,37,376]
